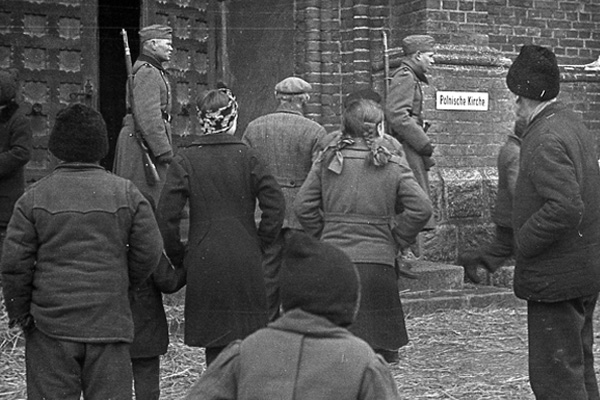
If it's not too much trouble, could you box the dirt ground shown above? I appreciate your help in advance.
[2,303,599,399]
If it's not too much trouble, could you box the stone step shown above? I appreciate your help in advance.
[400,285,525,317]
[397,260,465,292]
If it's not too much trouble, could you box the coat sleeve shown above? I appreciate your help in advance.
[133,65,172,158]
[1,192,37,326]
[0,111,32,179]
[391,158,433,249]
[156,155,190,267]
[184,341,241,400]
[358,356,401,400]
[516,139,583,258]
[386,70,430,153]
[294,160,325,238]
[250,150,285,247]
[127,184,164,289]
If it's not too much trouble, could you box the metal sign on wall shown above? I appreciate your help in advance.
[436,91,489,111]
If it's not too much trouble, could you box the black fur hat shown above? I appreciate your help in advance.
[280,231,360,327]
[506,45,560,101]
[49,103,109,162]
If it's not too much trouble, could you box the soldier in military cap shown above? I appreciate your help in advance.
[386,35,436,232]
[113,23,175,400]
[242,76,326,321]
[114,24,174,204]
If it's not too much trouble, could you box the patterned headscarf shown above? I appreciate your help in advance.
[198,88,239,135]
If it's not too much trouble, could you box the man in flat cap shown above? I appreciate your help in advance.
[113,23,175,400]
[242,76,326,321]
[507,44,600,399]
[114,24,174,204]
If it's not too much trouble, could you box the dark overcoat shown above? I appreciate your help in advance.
[386,59,435,230]
[157,134,285,348]
[512,101,600,302]
[113,54,172,204]
[0,102,31,228]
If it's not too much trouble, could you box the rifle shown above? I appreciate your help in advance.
[121,28,160,186]
[382,30,390,103]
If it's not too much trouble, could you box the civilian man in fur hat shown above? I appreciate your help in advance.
[0,69,31,265]
[386,34,436,232]
[184,231,400,399]
[114,24,174,204]
[242,76,326,320]
[1,103,163,399]
[507,44,600,399]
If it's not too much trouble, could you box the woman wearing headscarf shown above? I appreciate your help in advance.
[294,98,432,363]
[156,87,285,365]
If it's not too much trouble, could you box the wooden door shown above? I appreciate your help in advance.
[142,0,213,143]
[1,0,99,182]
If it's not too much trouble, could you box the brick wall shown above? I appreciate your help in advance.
[292,0,600,262]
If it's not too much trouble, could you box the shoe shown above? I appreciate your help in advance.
[457,251,484,284]
[396,264,419,280]
[375,349,399,364]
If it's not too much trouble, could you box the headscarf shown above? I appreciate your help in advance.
[198,88,239,135]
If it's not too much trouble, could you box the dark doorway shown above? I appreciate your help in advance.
[98,1,140,171]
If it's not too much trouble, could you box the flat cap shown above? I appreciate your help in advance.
[139,24,172,42]
[275,77,312,94]
[402,35,435,55]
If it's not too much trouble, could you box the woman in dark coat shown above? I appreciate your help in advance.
[295,99,432,363]
[157,88,285,366]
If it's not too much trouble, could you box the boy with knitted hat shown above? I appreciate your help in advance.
[184,231,400,400]
[507,44,600,399]
[1,103,163,399]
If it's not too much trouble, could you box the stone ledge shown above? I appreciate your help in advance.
[398,260,464,292]
[401,285,524,317]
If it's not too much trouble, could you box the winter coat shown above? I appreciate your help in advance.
[242,105,326,229]
[156,134,285,348]
[114,53,173,204]
[512,101,600,302]
[294,137,432,266]
[493,133,520,228]
[0,102,31,229]
[1,163,163,342]
[129,254,186,358]
[184,309,401,400]
[386,58,434,191]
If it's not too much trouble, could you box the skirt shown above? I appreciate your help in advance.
[348,262,408,350]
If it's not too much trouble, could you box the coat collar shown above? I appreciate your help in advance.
[54,162,105,171]
[268,309,352,338]
[401,57,429,84]
[137,53,168,74]
[275,103,304,116]
[188,133,243,146]
[523,101,564,139]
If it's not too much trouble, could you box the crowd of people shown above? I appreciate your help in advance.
[1,22,600,400]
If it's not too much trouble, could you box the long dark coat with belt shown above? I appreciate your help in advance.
[386,58,435,230]
[157,133,285,348]
[0,102,31,229]
[113,54,173,204]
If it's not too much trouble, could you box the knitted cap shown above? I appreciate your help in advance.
[49,103,109,162]
[0,69,17,106]
[139,24,172,42]
[280,231,360,327]
[275,77,312,94]
[506,45,560,101]
[402,35,435,55]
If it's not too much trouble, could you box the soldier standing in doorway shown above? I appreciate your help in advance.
[114,24,174,204]
[113,24,175,400]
